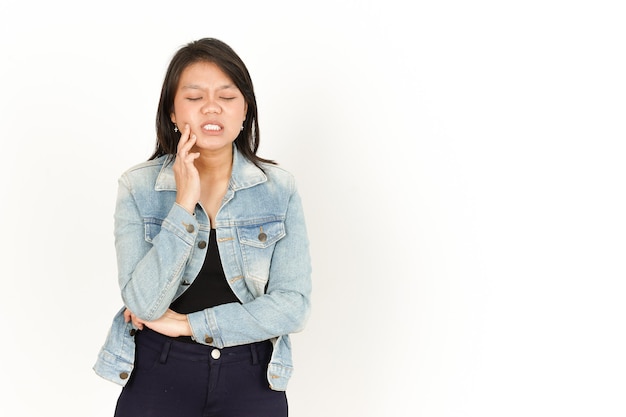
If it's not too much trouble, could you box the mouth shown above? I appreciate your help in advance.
[202,123,223,132]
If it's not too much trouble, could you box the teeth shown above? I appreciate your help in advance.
[203,124,221,131]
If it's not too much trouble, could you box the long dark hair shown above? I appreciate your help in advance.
[151,38,275,166]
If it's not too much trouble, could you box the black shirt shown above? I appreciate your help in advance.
[170,229,240,339]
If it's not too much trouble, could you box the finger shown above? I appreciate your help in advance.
[123,309,131,323]
[185,150,200,163]
[182,134,197,155]
[177,133,199,167]
[131,315,144,330]
[176,124,192,153]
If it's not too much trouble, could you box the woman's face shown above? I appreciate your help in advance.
[170,61,247,154]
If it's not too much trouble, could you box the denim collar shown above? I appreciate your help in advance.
[154,145,267,192]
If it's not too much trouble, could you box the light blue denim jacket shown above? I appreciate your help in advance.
[93,146,312,391]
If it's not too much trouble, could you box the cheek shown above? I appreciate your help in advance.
[170,101,182,122]
[239,105,248,122]
[171,101,194,121]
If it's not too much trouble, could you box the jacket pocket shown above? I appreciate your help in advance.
[237,220,285,248]
[236,220,286,294]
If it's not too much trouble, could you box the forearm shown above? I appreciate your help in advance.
[187,289,310,347]
[115,179,199,320]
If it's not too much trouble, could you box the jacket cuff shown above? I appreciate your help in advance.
[187,309,223,347]
[161,203,199,245]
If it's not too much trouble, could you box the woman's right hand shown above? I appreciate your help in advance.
[173,124,201,214]
[123,308,191,337]
[123,308,145,330]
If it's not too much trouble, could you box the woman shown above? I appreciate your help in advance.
[94,38,312,417]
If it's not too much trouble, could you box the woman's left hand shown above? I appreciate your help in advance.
[124,308,192,337]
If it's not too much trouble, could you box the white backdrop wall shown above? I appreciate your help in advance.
[1,1,624,416]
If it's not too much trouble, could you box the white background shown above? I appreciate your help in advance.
[1,1,625,416]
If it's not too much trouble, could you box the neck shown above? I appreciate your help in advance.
[193,146,234,181]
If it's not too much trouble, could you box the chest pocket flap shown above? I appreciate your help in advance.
[237,220,285,248]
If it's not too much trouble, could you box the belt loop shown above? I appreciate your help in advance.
[160,340,172,364]
[250,343,259,365]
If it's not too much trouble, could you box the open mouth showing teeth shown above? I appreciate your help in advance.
[203,124,222,131]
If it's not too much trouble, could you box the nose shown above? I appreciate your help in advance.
[201,97,221,114]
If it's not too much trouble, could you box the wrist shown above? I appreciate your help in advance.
[184,315,193,337]
[175,201,196,216]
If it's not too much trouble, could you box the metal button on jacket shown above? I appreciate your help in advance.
[205,335,213,344]
[119,372,129,380]
[258,232,267,242]
[185,223,195,233]
[211,349,221,360]
[198,240,207,249]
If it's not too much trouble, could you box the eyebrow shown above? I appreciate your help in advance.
[181,84,236,91]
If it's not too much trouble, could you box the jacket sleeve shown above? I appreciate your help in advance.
[114,173,199,321]
[186,184,312,347]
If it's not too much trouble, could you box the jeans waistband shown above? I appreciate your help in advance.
[136,327,273,364]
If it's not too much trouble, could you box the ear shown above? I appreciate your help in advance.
[170,112,177,125]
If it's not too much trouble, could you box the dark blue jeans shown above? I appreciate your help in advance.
[114,328,288,417]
